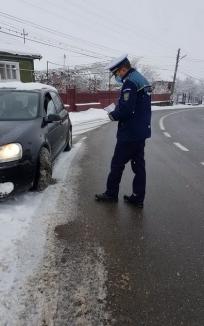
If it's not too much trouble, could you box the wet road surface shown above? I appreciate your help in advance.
[55,108,204,325]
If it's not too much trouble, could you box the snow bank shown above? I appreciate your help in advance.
[70,108,109,136]
[70,108,108,124]
[152,104,204,111]
[69,105,204,136]
[0,182,14,198]
[0,141,83,324]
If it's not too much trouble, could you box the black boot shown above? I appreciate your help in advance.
[95,192,118,202]
[123,195,143,208]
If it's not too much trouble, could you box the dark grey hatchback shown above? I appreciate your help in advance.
[0,82,72,199]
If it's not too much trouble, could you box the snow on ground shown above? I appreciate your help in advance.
[152,104,204,111]
[0,104,203,323]
[69,104,204,137]
[70,108,109,136]
[0,108,110,324]
[0,141,83,324]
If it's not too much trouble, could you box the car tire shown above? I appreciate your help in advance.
[34,147,52,191]
[64,127,72,152]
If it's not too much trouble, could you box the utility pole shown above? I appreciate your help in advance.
[170,48,187,104]
[66,54,70,88]
[63,54,66,71]
[22,29,28,44]
[170,48,180,103]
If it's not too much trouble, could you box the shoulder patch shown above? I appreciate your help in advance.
[123,92,130,101]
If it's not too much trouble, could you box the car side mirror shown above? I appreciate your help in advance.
[45,114,61,123]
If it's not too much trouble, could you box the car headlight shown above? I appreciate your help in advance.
[0,143,23,163]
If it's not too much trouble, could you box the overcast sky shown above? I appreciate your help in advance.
[1,0,204,81]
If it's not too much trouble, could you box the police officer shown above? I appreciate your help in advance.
[95,54,151,208]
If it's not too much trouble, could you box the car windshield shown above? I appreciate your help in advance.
[0,91,39,121]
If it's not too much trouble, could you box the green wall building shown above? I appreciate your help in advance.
[0,47,42,82]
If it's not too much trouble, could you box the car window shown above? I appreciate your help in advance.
[47,99,56,115]
[44,93,57,116]
[0,91,39,121]
[50,92,64,113]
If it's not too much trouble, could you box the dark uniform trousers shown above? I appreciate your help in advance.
[106,140,146,201]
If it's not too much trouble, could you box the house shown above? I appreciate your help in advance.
[0,34,42,82]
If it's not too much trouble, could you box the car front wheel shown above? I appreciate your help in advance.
[34,147,52,191]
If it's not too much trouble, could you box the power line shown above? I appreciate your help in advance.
[11,0,176,56]
[0,10,120,56]
[1,23,174,71]
[19,0,146,49]
[184,57,204,63]
[2,21,203,82]
[0,28,111,60]
[0,21,23,34]
[59,0,177,54]
[179,71,204,82]
[0,10,186,63]
[0,22,177,71]
[0,12,117,58]
[0,24,112,60]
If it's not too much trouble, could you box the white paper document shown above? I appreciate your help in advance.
[104,103,115,113]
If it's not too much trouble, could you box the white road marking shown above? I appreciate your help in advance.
[159,116,166,131]
[163,132,171,138]
[173,142,189,152]
[159,109,192,132]
[159,107,204,133]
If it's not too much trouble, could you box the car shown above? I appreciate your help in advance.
[0,82,72,199]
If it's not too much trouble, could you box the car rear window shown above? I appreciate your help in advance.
[0,91,39,121]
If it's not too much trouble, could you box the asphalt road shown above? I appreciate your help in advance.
[55,108,204,326]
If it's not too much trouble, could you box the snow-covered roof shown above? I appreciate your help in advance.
[0,48,41,59]
[0,33,42,59]
[0,81,57,91]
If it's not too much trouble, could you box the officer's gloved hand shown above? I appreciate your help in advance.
[108,113,115,121]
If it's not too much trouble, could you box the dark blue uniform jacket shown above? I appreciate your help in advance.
[109,68,152,142]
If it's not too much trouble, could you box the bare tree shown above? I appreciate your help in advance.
[35,57,160,91]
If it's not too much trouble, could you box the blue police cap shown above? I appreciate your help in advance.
[107,54,129,74]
